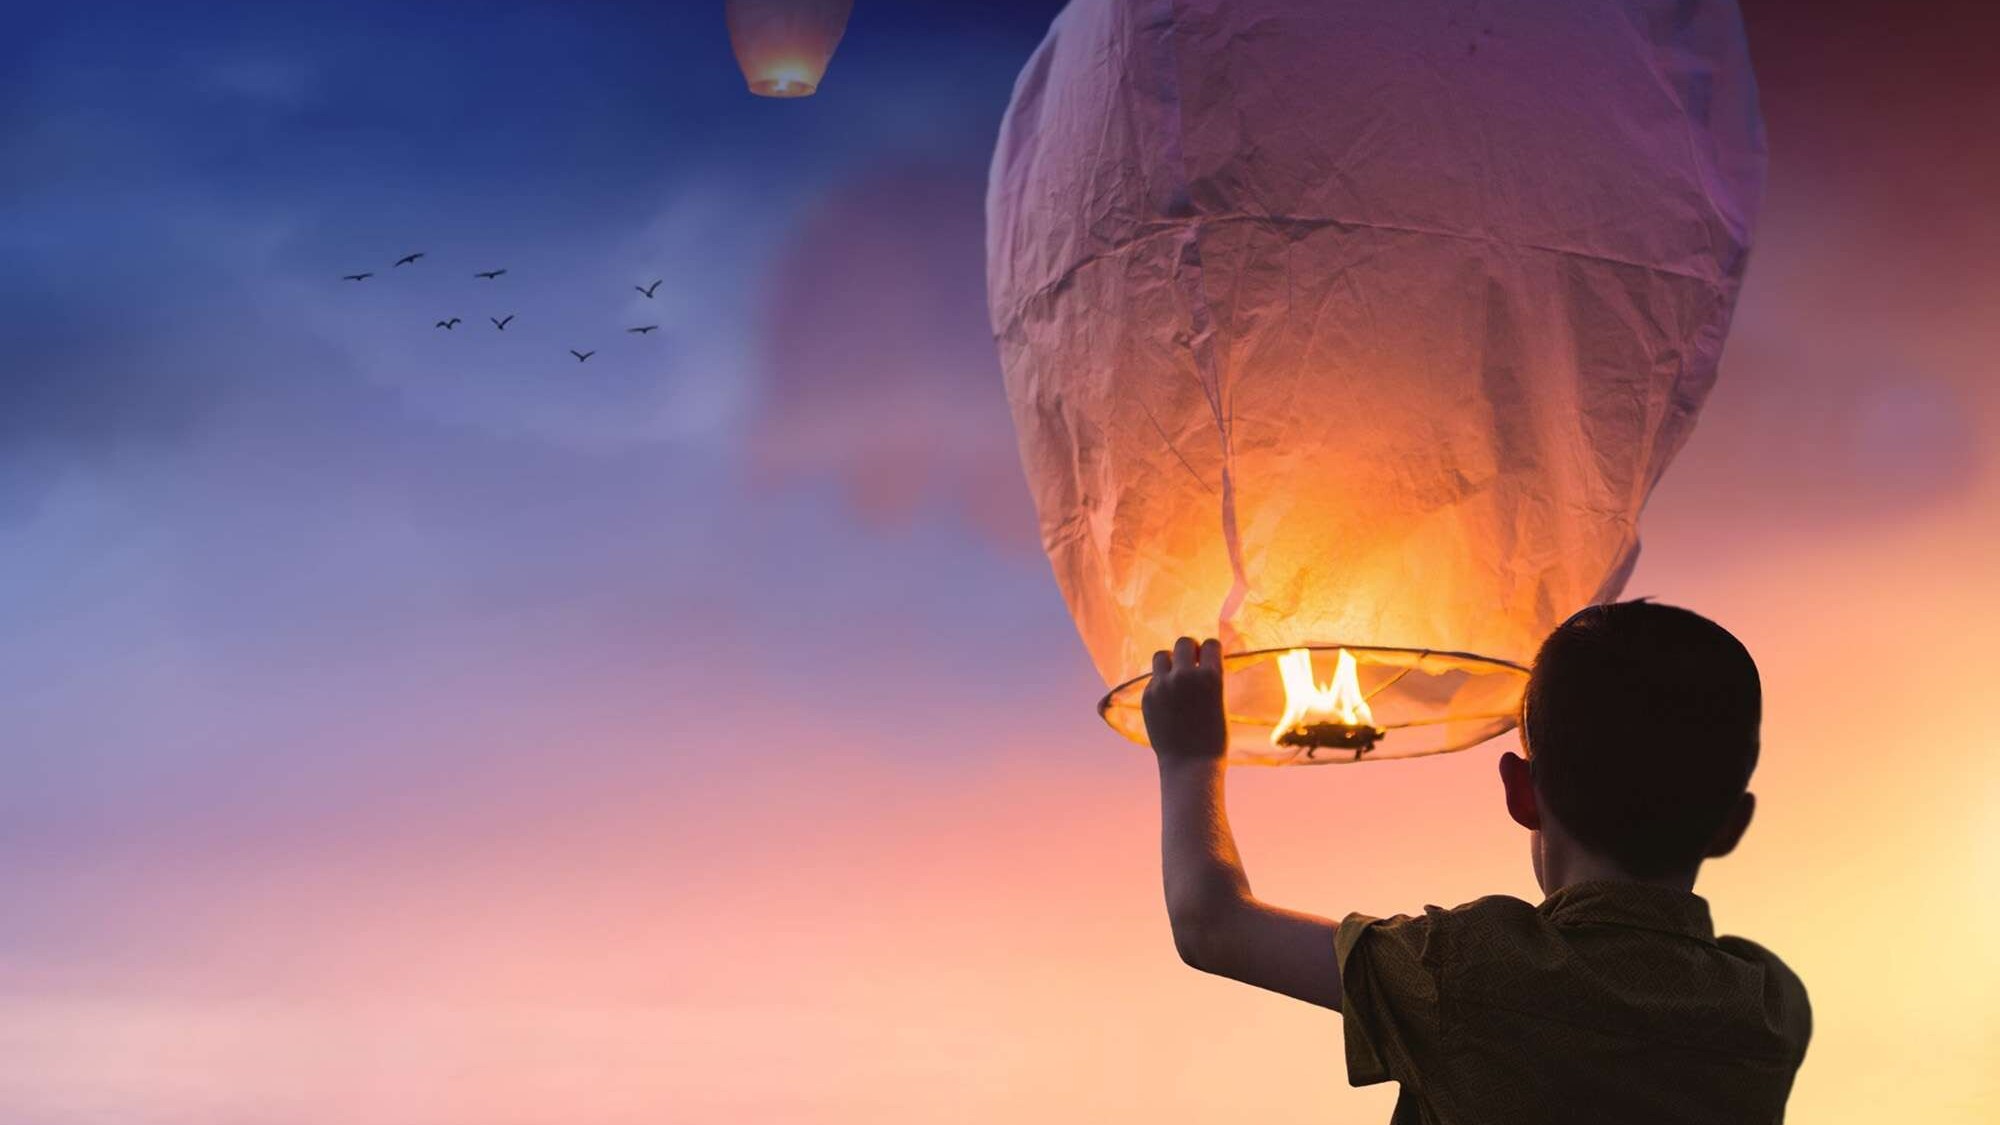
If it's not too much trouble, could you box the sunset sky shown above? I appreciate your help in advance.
[2,2,1995,1122]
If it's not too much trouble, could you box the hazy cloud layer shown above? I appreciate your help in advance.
[748,155,1035,548]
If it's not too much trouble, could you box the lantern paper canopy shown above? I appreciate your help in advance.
[985,0,1767,764]
[725,0,854,98]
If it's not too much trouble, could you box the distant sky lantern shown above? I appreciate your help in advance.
[725,0,854,98]
[986,0,1767,764]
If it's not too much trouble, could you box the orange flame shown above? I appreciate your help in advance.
[1272,648,1376,745]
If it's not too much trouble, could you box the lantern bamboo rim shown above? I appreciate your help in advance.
[746,77,821,98]
[1097,642,1531,765]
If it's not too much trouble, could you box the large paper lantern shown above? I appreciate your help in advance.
[725,0,854,98]
[986,0,1766,764]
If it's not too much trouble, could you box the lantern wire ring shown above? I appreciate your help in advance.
[1096,643,1531,763]
[1097,643,1529,716]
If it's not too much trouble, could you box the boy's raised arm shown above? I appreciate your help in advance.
[1144,638,1344,1011]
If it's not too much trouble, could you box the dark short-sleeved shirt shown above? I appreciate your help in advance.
[1335,881,1811,1124]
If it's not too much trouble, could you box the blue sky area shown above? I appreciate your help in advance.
[2,1,1080,862]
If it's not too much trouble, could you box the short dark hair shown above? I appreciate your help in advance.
[1522,600,1761,878]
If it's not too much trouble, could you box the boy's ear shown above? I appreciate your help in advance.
[1499,751,1541,831]
[1704,791,1756,858]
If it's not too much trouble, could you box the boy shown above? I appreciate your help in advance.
[1143,601,1810,1124]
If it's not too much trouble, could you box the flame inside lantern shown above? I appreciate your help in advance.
[1271,647,1384,751]
[1096,643,1527,766]
[725,0,854,99]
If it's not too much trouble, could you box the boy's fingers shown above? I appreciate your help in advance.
[1152,649,1172,679]
[1173,636,1198,670]
[1200,638,1223,670]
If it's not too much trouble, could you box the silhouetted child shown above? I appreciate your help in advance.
[1143,601,1809,1124]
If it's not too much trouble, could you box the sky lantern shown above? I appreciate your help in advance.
[986,0,1767,764]
[725,0,854,98]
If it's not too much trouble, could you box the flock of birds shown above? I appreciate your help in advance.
[341,251,665,364]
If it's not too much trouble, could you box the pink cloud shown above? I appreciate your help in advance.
[748,155,1036,549]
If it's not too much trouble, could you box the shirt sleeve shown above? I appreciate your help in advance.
[1335,907,1446,1088]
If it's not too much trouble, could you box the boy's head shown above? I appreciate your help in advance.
[1500,600,1762,886]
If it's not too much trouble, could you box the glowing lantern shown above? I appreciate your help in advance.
[986,0,1767,764]
[725,0,854,98]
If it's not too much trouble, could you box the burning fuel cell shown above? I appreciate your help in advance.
[989,0,1765,765]
[1272,649,1384,755]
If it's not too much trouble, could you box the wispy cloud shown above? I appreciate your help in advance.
[745,155,1035,548]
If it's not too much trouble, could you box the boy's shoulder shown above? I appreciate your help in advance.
[1420,884,1809,1057]
[1356,893,1563,980]
[1713,931,1803,978]
[1712,932,1814,1042]
[1333,893,1544,990]
[1337,883,1812,1108]
[1344,883,1809,1013]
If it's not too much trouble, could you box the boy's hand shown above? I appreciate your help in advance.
[1142,637,1228,761]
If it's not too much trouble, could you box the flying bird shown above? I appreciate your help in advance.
[491,314,515,330]
[342,272,374,281]
[476,268,508,280]
[570,349,595,363]
[394,252,425,267]
[626,325,659,334]
[435,317,461,330]
[635,279,663,298]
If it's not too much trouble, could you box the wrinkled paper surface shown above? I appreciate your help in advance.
[987,0,1766,687]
